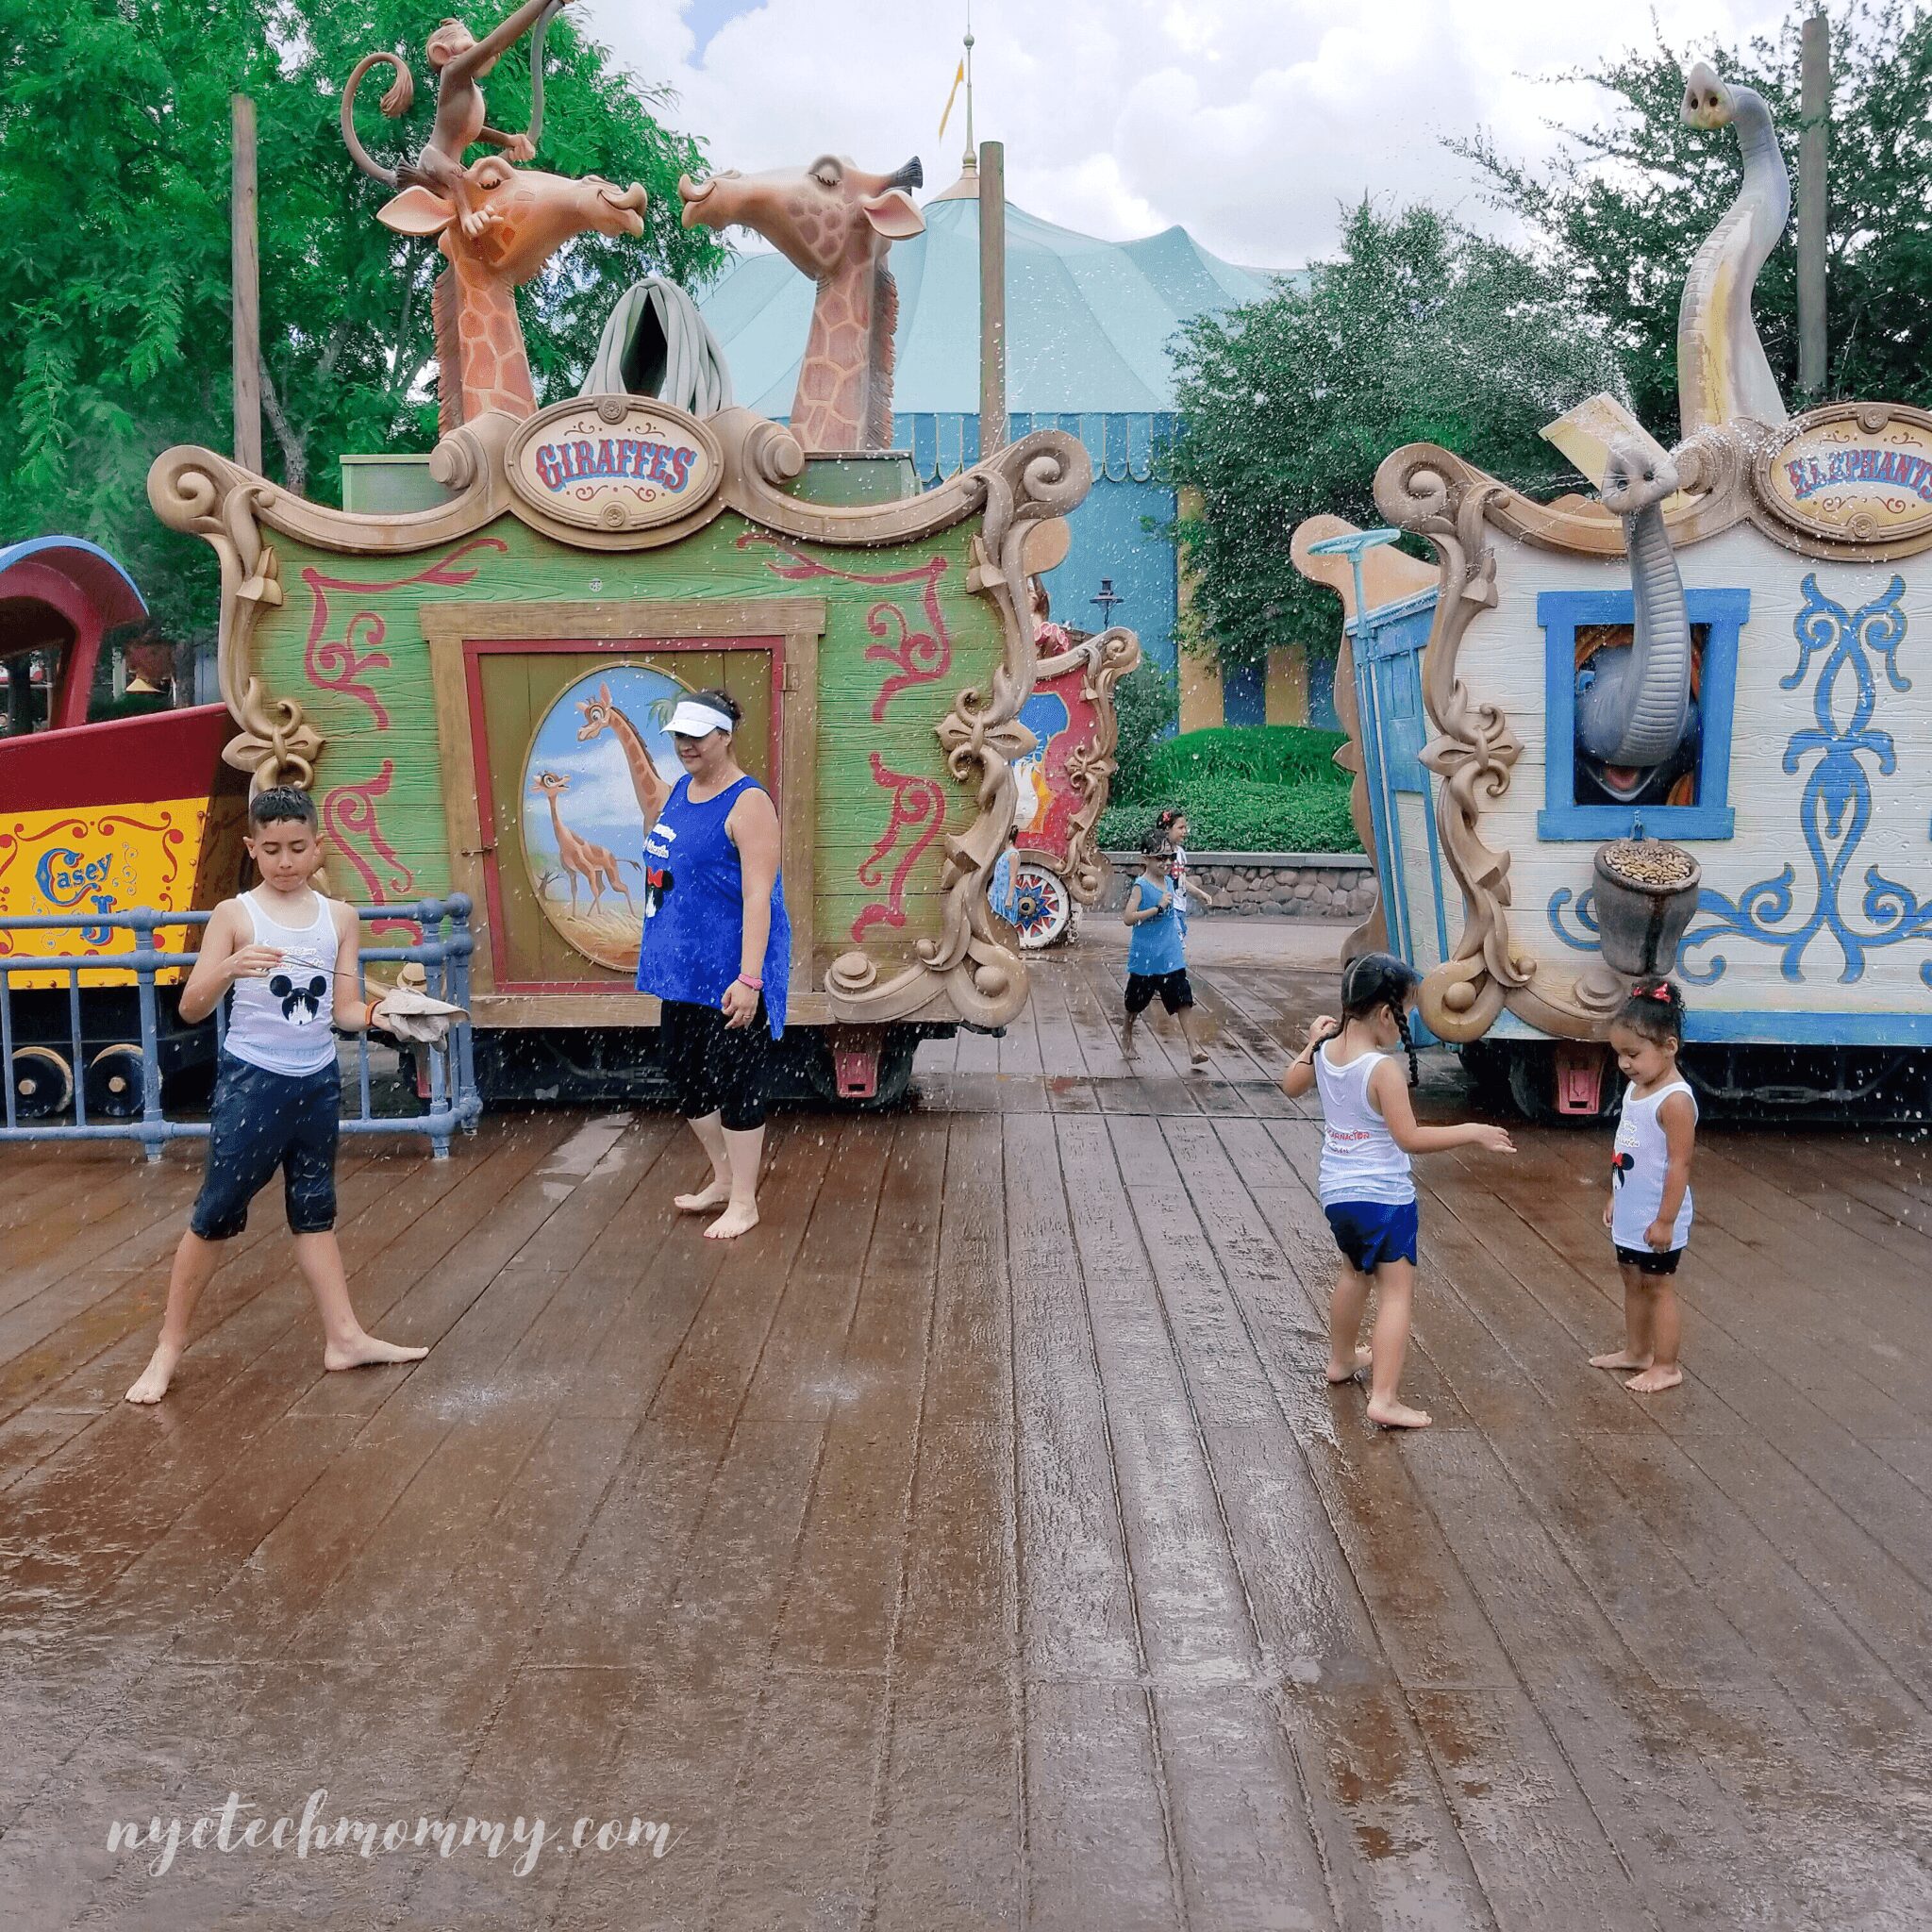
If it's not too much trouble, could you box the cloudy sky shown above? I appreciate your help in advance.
[577,0,1797,271]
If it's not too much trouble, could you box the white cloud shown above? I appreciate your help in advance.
[577,0,1795,271]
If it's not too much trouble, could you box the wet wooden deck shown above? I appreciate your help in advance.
[4,923,1932,1929]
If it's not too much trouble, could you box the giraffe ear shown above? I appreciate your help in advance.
[378,186,457,236]
[861,190,924,241]
[598,681,612,705]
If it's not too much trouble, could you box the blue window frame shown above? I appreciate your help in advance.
[1537,587,1748,841]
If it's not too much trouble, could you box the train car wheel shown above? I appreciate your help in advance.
[11,1046,75,1122]
[86,1044,147,1120]
[1011,861,1072,950]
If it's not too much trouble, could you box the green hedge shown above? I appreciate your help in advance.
[1142,724,1347,792]
[1098,774,1360,855]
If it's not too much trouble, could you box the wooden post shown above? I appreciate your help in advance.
[978,140,1007,459]
[1798,11,1829,395]
[231,92,262,475]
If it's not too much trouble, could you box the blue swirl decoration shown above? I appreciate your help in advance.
[1551,574,1932,987]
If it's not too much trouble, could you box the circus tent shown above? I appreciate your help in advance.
[696,158,1299,725]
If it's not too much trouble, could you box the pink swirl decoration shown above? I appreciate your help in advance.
[302,537,508,727]
[852,754,947,941]
[736,532,952,721]
[321,762,422,943]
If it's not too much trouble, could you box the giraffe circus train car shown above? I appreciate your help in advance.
[147,401,1113,1108]
[1297,58,1932,1120]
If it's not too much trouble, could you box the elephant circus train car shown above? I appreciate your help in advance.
[1297,59,1932,1119]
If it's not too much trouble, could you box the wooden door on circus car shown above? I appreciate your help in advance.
[466,638,779,994]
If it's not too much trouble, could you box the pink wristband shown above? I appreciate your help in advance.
[736,974,762,991]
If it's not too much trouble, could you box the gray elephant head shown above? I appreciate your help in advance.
[1575,435,1699,808]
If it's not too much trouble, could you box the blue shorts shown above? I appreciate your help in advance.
[1324,1198,1419,1273]
[190,1055,341,1241]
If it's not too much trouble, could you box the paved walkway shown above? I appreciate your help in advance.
[2,929,1930,1927]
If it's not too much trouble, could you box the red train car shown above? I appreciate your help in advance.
[0,539,244,1116]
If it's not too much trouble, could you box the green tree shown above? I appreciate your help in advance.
[1163,202,1624,674]
[0,0,724,649]
[1456,1,1932,433]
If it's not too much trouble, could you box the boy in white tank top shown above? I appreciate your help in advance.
[1283,953,1515,1428]
[125,789,427,1404]
[1590,978,1698,1395]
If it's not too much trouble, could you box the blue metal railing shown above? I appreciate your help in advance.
[0,897,480,1160]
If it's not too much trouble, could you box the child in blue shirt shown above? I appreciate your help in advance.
[1122,828,1208,1064]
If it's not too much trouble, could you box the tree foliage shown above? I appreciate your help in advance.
[1163,203,1624,672]
[0,0,724,647]
[1457,0,1932,436]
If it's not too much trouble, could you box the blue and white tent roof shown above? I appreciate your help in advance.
[695,174,1273,420]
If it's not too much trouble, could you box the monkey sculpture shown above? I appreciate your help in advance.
[341,0,572,237]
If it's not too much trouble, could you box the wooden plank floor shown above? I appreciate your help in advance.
[3,919,1931,1928]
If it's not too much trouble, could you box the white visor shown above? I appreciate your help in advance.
[667,700,735,739]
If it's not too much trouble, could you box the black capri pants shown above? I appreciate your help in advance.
[658,997,774,1131]
[190,1056,341,1240]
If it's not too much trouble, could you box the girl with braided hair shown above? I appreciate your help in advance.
[1283,952,1514,1428]
[1591,977,1696,1394]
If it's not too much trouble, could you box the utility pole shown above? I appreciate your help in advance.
[1797,11,1829,396]
[231,92,262,474]
[978,140,1007,459]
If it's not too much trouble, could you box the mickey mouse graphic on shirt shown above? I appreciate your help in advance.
[1611,1149,1635,1189]
[269,973,328,1022]
[641,817,676,920]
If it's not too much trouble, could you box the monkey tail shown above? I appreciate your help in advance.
[340,51,413,187]
[525,0,567,154]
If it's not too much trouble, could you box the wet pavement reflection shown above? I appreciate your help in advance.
[2,931,1931,1927]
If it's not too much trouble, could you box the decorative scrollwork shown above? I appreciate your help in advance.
[1679,574,1932,985]
[827,430,1094,1028]
[1034,626,1141,903]
[1375,446,1531,1040]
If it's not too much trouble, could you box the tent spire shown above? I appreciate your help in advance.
[933,8,983,201]
[962,6,975,172]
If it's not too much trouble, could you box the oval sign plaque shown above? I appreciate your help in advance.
[1757,404,1932,546]
[507,395,723,533]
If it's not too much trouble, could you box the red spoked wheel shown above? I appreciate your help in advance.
[1010,859,1075,950]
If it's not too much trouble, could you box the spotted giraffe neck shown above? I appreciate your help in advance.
[600,706,661,816]
[432,250,539,436]
[792,258,895,453]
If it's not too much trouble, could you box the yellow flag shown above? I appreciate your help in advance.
[938,58,966,141]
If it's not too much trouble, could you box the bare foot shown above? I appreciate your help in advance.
[324,1333,429,1372]
[1625,1363,1683,1394]
[1325,1345,1374,1385]
[125,1341,183,1405]
[1120,1025,1138,1058]
[704,1201,759,1241]
[1365,1397,1433,1429]
[1190,1045,1211,1067]
[675,1177,731,1212]
[1589,1349,1654,1371]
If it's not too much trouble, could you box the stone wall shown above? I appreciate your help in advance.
[1096,851,1377,920]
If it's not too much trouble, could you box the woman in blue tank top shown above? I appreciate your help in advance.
[636,688,791,1240]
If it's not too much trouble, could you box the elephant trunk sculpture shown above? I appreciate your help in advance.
[1678,58,1790,438]
[1575,436,1697,803]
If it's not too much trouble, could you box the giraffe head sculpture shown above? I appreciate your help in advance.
[379,158,648,431]
[677,153,924,452]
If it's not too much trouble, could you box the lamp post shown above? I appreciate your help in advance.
[1090,577,1124,630]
